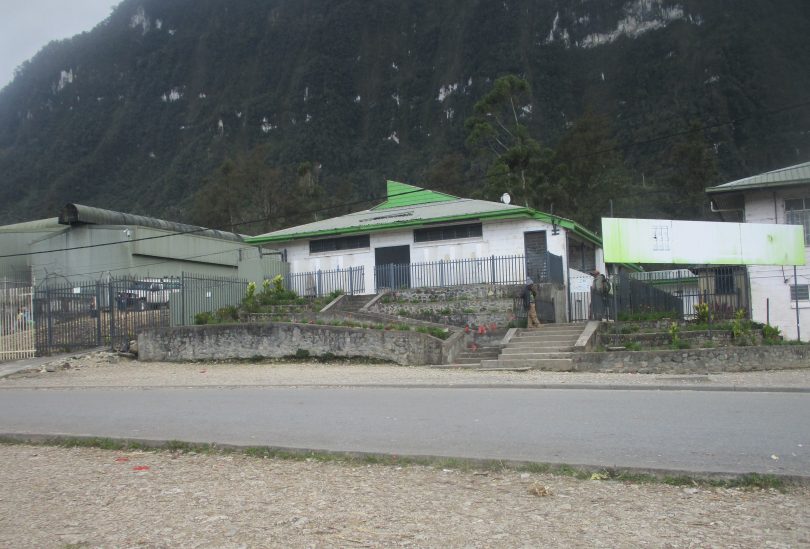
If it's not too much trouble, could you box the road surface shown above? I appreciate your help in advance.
[0,386,807,475]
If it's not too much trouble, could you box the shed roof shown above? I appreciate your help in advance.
[246,181,603,247]
[59,203,244,243]
[706,161,810,195]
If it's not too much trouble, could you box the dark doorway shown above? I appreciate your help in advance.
[375,245,411,290]
[524,230,548,282]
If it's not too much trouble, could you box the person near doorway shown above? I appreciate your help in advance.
[522,278,541,328]
[592,269,611,320]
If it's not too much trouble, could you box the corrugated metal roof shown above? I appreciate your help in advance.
[246,181,606,249]
[706,161,810,194]
[59,203,244,243]
[372,180,457,210]
[249,196,524,240]
[0,218,62,232]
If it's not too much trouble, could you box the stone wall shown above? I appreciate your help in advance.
[138,322,463,366]
[572,345,810,374]
[369,284,566,327]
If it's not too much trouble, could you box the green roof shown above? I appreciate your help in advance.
[247,180,605,249]
[706,161,810,194]
[372,180,457,209]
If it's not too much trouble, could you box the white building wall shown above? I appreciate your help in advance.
[744,190,810,341]
[278,218,584,297]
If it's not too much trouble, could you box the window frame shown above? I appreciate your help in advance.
[785,197,810,244]
[413,222,483,243]
[309,234,370,255]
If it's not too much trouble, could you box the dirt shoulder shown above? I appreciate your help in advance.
[2,351,810,390]
[1,443,808,548]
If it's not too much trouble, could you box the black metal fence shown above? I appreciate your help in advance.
[591,270,748,321]
[286,266,364,297]
[374,253,563,291]
[33,277,172,356]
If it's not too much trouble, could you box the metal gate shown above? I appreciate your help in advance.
[33,277,171,356]
[0,284,35,362]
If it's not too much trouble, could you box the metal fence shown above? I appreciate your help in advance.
[590,270,747,321]
[33,277,172,356]
[170,273,249,327]
[1,285,35,362]
[374,253,563,291]
[286,266,364,297]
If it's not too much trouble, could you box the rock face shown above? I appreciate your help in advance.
[1,0,810,223]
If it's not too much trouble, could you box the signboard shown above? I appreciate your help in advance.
[602,218,806,266]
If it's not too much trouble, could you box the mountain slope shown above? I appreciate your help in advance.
[1,0,809,228]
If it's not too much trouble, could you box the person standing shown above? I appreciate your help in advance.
[522,279,541,328]
[592,269,611,320]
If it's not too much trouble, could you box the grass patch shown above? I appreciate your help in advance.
[0,436,794,492]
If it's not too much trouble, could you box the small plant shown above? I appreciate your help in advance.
[624,341,641,351]
[668,322,681,349]
[762,324,782,345]
[194,312,213,325]
[695,301,710,323]
[732,308,753,345]
[294,348,310,358]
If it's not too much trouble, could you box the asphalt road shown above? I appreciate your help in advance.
[0,386,807,476]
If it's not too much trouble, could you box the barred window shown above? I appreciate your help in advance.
[785,198,810,243]
[790,284,809,301]
[309,234,370,254]
[414,223,482,243]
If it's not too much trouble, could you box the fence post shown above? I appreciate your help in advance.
[490,255,496,285]
[317,270,322,297]
[349,267,354,295]
[181,272,187,326]
[95,281,102,346]
[439,260,445,287]
[46,286,53,353]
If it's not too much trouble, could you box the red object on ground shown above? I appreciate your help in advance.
[464,325,470,333]
[132,465,150,471]
[477,325,486,335]
[114,457,129,463]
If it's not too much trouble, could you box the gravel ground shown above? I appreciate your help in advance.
[1,351,810,389]
[1,444,808,548]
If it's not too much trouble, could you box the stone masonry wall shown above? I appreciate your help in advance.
[572,345,810,374]
[369,284,566,327]
[139,323,453,365]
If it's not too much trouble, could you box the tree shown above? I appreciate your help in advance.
[464,75,550,207]
[190,145,325,235]
[661,121,719,219]
[538,112,631,231]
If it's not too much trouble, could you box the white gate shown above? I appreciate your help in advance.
[569,274,593,322]
[1,285,36,362]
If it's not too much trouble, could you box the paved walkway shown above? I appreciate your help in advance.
[1,350,809,392]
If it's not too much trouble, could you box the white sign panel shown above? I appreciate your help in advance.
[602,218,806,266]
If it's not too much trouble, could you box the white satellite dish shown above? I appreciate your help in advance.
[500,193,511,205]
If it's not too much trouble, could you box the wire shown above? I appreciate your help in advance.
[5,96,810,260]
[0,186,433,259]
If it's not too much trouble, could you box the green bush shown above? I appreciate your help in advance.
[194,312,213,325]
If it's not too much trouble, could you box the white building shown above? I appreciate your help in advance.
[247,181,611,321]
[706,162,810,341]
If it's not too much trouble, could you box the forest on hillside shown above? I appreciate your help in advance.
[1,0,809,233]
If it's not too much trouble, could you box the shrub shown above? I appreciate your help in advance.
[194,312,213,325]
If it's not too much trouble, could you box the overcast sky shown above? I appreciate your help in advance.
[1,1,116,88]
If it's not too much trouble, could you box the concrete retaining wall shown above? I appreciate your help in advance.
[138,322,461,366]
[572,345,810,374]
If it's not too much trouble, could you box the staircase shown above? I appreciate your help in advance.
[450,345,502,367]
[330,294,376,313]
[480,323,586,370]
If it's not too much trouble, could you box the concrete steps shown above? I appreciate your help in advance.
[480,323,587,371]
[333,294,375,313]
[452,346,502,366]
